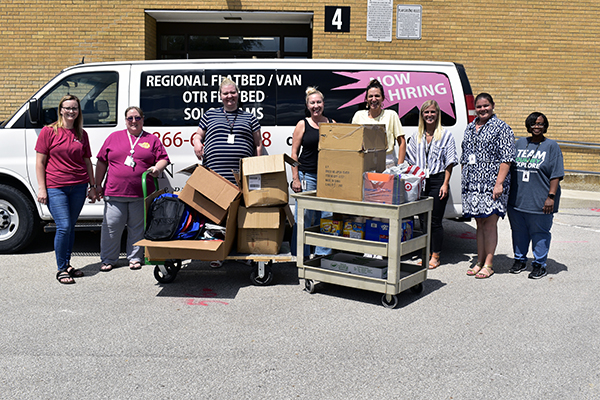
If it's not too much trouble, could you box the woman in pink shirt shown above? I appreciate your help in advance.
[35,95,96,284]
[95,107,169,272]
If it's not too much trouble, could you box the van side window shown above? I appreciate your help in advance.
[39,72,118,127]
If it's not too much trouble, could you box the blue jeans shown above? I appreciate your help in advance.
[47,183,88,271]
[507,205,553,267]
[291,171,331,257]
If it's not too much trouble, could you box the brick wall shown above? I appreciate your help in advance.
[1,0,598,171]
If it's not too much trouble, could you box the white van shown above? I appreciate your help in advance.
[0,59,475,253]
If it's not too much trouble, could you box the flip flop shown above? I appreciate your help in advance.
[129,260,142,270]
[100,263,113,272]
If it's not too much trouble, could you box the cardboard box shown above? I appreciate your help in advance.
[363,172,404,204]
[364,218,413,243]
[402,218,414,242]
[320,253,388,279]
[342,218,365,239]
[317,123,387,201]
[364,219,381,242]
[240,154,299,207]
[136,196,241,261]
[237,205,293,254]
[318,123,387,152]
[320,215,343,236]
[178,164,241,224]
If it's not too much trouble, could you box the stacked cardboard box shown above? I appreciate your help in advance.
[237,154,297,254]
[317,123,387,201]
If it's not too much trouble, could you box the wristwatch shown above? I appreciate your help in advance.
[547,193,555,200]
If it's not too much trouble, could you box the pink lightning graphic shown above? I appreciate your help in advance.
[332,71,455,119]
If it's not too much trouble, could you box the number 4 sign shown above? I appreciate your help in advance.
[325,6,351,32]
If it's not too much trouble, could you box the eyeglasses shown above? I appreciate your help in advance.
[62,107,79,112]
[126,116,142,122]
[531,123,545,127]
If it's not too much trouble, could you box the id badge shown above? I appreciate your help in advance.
[124,155,136,168]
[468,154,476,165]
[227,134,235,144]
[301,179,307,191]
[522,171,530,182]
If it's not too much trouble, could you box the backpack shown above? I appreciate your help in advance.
[144,193,205,240]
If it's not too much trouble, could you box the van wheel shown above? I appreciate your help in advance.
[0,184,38,253]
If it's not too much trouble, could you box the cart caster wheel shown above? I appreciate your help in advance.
[250,263,273,286]
[381,294,399,309]
[304,279,316,294]
[153,259,180,284]
[410,282,424,294]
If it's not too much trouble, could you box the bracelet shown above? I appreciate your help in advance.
[89,184,97,189]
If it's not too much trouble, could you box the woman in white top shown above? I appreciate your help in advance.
[406,100,457,268]
[351,79,406,167]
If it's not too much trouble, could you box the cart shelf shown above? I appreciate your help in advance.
[293,191,433,308]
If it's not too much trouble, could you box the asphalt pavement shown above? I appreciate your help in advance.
[1,189,599,399]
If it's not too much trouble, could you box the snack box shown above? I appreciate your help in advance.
[320,253,388,279]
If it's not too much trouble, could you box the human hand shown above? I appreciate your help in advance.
[543,197,554,214]
[492,183,503,200]
[193,142,204,160]
[148,166,161,178]
[37,189,48,205]
[87,187,97,203]
[439,183,449,200]
[291,178,302,193]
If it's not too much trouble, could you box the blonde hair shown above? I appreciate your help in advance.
[305,86,324,105]
[417,100,443,143]
[219,78,239,94]
[51,94,83,140]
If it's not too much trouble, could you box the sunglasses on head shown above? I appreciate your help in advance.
[126,116,142,122]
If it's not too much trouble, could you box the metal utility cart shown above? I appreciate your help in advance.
[141,171,295,286]
[293,191,433,308]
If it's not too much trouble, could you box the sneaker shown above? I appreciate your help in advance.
[528,262,547,279]
[509,259,527,274]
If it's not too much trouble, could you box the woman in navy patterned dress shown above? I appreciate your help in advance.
[460,93,515,279]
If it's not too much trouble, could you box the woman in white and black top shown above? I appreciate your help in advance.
[406,100,458,269]
[290,87,336,257]
[193,78,263,184]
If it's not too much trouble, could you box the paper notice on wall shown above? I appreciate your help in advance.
[367,0,393,42]
[248,175,262,191]
[396,5,422,40]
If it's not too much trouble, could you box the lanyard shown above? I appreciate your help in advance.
[224,108,238,135]
[127,131,143,157]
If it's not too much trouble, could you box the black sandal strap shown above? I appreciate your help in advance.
[56,270,75,284]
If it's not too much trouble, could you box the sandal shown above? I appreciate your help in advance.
[467,262,484,276]
[100,263,113,272]
[209,260,223,269]
[66,265,84,278]
[428,254,441,269]
[475,265,494,279]
[129,260,142,270]
[56,270,75,284]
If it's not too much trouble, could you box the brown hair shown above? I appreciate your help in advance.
[51,94,83,140]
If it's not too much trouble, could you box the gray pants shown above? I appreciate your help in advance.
[100,197,145,265]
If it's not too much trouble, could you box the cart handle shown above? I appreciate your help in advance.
[141,169,160,199]
[142,170,160,230]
